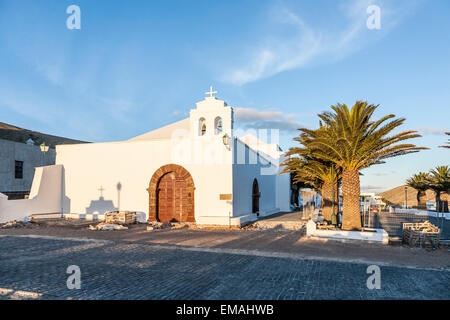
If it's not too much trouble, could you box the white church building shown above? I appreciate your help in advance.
[0,88,291,226]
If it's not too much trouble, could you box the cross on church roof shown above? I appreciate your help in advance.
[98,186,105,197]
[205,86,218,98]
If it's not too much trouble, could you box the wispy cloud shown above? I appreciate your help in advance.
[418,127,447,136]
[223,0,421,85]
[234,107,307,133]
[0,89,56,124]
[361,184,386,193]
[94,96,138,123]
[371,170,397,177]
[171,110,189,117]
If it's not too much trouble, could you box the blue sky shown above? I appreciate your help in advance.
[0,0,449,193]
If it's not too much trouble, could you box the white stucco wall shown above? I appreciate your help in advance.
[232,139,280,224]
[276,155,291,212]
[55,136,290,226]
[56,135,234,224]
[0,165,63,223]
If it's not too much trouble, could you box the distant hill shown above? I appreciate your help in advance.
[377,185,436,207]
[0,121,87,148]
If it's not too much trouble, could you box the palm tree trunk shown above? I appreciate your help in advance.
[341,169,362,230]
[321,182,332,221]
[417,190,427,210]
[440,191,449,213]
[435,191,441,212]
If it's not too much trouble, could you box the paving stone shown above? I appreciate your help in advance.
[0,236,448,300]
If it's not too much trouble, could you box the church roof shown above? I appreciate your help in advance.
[128,118,190,141]
[0,121,87,148]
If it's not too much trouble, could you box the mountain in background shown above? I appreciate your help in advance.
[377,185,436,208]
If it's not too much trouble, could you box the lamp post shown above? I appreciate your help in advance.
[40,142,49,166]
[222,133,231,150]
[116,182,122,212]
[404,186,408,209]
[331,165,337,226]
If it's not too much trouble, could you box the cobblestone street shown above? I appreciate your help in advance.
[0,235,448,300]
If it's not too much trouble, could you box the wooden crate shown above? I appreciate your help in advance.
[105,211,136,225]
[402,221,440,247]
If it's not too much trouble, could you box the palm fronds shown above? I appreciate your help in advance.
[439,132,450,149]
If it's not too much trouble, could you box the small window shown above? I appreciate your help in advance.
[15,161,23,179]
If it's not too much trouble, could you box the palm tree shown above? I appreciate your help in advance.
[439,132,450,149]
[406,172,430,210]
[282,157,340,221]
[297,101,427,230]
[428,166,450,213]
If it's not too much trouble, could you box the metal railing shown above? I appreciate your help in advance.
[362,208,449,240]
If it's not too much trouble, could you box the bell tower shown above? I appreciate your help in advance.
[190,86,234,139]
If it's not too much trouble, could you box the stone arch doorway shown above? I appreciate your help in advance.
[147,164,195,222]
[252,178,260,215]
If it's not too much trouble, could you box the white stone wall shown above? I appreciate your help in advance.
[0,139,55,193]
[276,155,291,212]
[55,137,290,226]
[56,137,234,223]
[0,165,63,223]
[232,139,280,223]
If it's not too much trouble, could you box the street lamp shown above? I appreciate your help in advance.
[40,142,49,166]
[40,142,49,153]
[404,186,408,209]
[222,133,231,151]
[222,134,229,146]
[331,165,337,226]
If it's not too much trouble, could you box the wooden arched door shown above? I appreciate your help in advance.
[148,164,195,223]
[157,172,176,222]
[252,178,260,215]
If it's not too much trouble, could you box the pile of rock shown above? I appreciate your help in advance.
[146,222,186,231]
[248,220,305,231]
[1,221,24,229]
[88,222,128,231]
[0,220,34,229]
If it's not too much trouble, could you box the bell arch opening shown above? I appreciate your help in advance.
[199,118,206,136]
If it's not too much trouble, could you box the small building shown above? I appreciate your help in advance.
[0,122,85,199]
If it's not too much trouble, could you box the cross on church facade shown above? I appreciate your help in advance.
[205,86,217,98]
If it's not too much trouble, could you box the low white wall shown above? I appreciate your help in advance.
[0,165,63,223]
[391,207,450,220]
[64,213,105,221]
[306,220,389,244]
